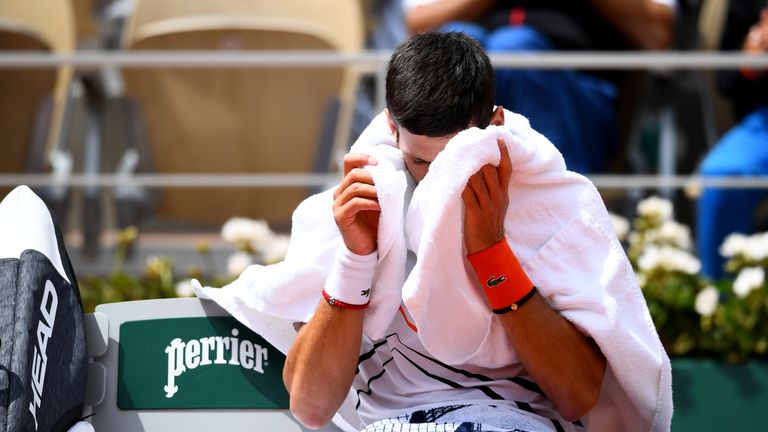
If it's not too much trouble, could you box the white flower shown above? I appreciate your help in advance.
[733,266,765,298]
[637,246,661,272]
[175,279,195,297]
[144,255,171,279]
[719,233,748,258]
[221,217,273,248]
[609,213,630,241]
[263,234,290,264]
[638,245,701,274]
[656,220,693,250]
[249,231,276,252]
[720,232,768,262]
[227,251,253,276]
[694,286,719,317]
[637,196,673,222]
[743,232,768,262]
[664,248,701,274]
[146,254,163,268]
[757,232,768,258]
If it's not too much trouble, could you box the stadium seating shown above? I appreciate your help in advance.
[0,0,74,198]
[121,0,364,227]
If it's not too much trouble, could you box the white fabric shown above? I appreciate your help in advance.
[194,114,411,345]
[0,186,70,283]
[325,246,378,305]
[195,110,672,431]
[67,421,95,432]
[354,298,572,430]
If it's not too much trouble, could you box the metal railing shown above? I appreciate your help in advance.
[2,50,768,191]
[2,51,767,70]
[3,173,768,190]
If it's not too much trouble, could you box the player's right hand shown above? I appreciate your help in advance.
[333,153,380,255]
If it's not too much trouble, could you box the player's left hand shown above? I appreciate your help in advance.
[462,138,512,255]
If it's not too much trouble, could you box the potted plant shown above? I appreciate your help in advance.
[79,218,290,313]
[616,196,768,431]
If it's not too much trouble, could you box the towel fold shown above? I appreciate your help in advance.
[195,110,672,431]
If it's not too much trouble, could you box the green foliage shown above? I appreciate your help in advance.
[78,227,236,313]
[79,210,768,362]
[697,281,768,363]
[79,261,177,313]
[77,219,290,313]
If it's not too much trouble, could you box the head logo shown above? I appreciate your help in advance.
[28,280,58,430]
[163,328,269,398]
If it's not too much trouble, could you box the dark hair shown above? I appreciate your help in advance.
[385,32,496,137]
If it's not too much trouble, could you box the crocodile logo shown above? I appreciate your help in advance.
[486,275,507,288]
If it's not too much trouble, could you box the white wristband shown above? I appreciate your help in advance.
[324,245,378,305]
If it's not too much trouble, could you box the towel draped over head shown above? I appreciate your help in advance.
[195,110,673,432]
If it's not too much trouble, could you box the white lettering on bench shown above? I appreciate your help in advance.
[164,328,269,398]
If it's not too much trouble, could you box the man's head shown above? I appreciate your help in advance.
[385,31,503,182]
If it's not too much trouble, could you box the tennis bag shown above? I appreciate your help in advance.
[0,186,87,432]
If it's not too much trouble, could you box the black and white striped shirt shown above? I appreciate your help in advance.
[353,304,585,432]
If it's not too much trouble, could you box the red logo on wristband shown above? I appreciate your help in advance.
[486,275,507,288]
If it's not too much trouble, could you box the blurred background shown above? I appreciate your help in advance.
[0,0,732,274]
[2,0,768,429]
[0,1,763,299]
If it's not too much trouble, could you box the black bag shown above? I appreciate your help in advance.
[0,186,87,432]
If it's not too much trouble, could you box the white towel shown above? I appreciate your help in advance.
[67,421,95,432]
[195,110,672,431]
[195,113,411,348]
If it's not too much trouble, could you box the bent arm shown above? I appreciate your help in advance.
[283,302,364,429]
[462,141,605,421]
[591,0,675,50]
[285,152,380,429]
[405,0,497,33]
[497,291,606,421]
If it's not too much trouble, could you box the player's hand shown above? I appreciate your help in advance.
[333,153,380,255]
[462,139,512,255]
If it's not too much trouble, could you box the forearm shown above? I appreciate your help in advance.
[462,146,605,421]
[497,294,606,421]
[591,0,674,50]
[466,238,605,421]
[283,301,364,429]
[405,0,497,33]
[286,152,379,428]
